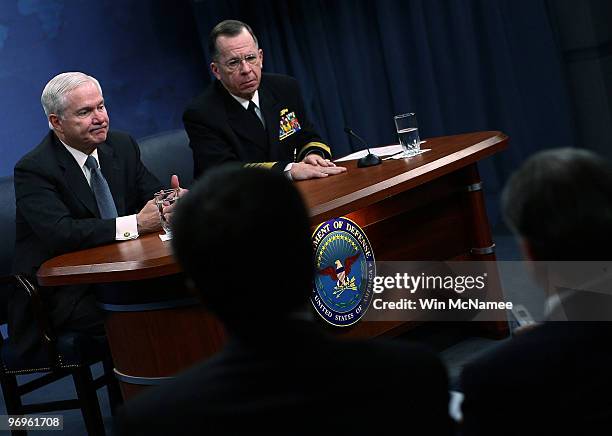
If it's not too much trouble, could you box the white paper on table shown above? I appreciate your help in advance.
[334,141,428,162]
[159,233,172,242]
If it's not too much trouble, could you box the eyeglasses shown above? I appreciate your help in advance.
[221,53,260,72]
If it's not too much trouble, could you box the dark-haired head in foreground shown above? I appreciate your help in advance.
[502,147,612,261]
[171,164,313,332]
[118,166,452,435]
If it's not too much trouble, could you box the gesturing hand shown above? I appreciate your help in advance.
[163,174,189,223]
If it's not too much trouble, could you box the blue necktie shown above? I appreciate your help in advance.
[85,155,118,219]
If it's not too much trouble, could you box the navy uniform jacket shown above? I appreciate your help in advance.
[11,130,161,358]
[183,73,331,178]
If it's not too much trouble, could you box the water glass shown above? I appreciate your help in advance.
[155,188,179,236]
[394,113,421,157]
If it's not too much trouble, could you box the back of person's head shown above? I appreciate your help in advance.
[171,165,313,328]
[502,148,612,260]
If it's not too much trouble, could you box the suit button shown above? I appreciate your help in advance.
[124,232,131,238]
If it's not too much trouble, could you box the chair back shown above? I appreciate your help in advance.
[0,176,15,324]
[138,129,193,188]
[0,180,122,434]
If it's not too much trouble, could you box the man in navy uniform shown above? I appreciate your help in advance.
[183,20,346,181]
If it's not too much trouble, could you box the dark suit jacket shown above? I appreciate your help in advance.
[10,130,161,358]
[183,73,331,178]
[118,320,453,435]
[460,322,612,435]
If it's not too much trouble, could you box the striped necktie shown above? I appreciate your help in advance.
[84,155,118,219]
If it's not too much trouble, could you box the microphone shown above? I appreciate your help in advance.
[344,127,382,168]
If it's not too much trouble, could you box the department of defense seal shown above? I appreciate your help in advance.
[311,217,375,326]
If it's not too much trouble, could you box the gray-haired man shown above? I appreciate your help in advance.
[10,72,180,359]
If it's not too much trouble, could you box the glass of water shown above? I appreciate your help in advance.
[154,188,179,237]
[394,113,421,157]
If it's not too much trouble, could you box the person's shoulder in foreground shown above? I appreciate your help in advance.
[117,322,453,435]
[461,321,612,435]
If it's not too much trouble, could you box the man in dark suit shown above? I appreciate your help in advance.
[118,166,453,435]
[11,72,181,359]
[460,149,612,435]
[183,19,347,181]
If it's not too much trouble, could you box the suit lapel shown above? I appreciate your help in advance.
[259,85,284,161]
[97,141,123,215]
[53,136,99,217]
[221,85,269,154]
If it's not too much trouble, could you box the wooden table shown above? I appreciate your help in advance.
[38,131,509,398]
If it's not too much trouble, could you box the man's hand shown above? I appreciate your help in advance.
[290,162,347,181]
[163,174,189,223]
[137,199,161,234]
[301,154,337,167]
[512,323,540,336]
[170,174,189,198]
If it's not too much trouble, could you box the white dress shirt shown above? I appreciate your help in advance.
[229,90,265,125]
[61,141,139,240]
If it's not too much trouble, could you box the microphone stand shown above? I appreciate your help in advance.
[344,127,382,168]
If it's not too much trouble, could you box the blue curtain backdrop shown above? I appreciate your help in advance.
[0,0,206,177]
[191,0,576,224]
[0,0,578,226]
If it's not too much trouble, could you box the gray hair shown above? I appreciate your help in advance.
[41,72,103,120]
[208,20,258,61]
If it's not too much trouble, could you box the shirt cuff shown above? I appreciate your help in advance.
[284,162,294,181]
[116,214,139,240]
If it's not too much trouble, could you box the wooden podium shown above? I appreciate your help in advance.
[37,131,508,399]
[298,131,509,338]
